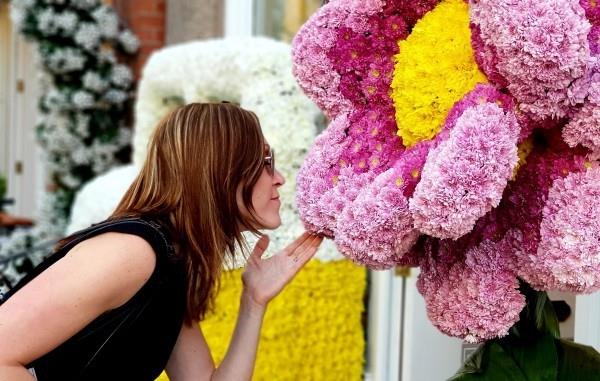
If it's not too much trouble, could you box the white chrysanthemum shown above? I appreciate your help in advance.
[61,174,82,188]
[75,22,101,51]
[11,0,35,7]
[117,30,140,54]
[37,8,58,35]
[72,90,95,109]
[55,11,79,35]
[104,89,128,104]
[43,88,69,110]
[89,140,121,174]
[83,71,109,93]
[71,0,99,10]
[74,113,91,138]
[92,5,119,38]
[99,49,117,64]
[44,125,81,153]
[110,64,133,88]
[46,48,86,74]
[72,146,91,165]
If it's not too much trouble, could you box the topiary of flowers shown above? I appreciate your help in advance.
[0,0,138,290]
[293,0,600,378]
[65,37,366,381]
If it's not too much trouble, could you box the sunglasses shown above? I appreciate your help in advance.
[264,147,275,176]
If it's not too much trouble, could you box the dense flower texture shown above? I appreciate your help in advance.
[293,0,600,343]
[156,260,366,381]
[470,0,592,121]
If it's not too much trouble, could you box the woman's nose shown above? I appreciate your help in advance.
[274,169,285,186]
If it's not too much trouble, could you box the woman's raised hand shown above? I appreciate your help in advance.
[241,232,323,308]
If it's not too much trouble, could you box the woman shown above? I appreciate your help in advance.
[0,102,323,380]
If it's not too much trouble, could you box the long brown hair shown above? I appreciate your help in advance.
[111,102,267,324]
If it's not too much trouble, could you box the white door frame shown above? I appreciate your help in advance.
[3,13,42,218]
[575,293,600,350]
[0,3,11,180]
[224,0,255,37]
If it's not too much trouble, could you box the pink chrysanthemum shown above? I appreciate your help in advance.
[417,235,525,343]
[296,114,351,236]
[470,0,592,120]
[291,2,354,118]
[563,74,600,156]
[335,168,419,269]
[534,167,600,292]
[410,102,520,239]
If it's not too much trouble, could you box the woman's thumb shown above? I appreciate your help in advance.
[251,235,270,259]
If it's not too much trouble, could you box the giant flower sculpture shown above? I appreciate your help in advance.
[293,0,600,360]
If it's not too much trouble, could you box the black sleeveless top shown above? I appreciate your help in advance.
[2,217,187,381]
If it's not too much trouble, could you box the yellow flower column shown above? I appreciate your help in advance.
[157,259,366,381]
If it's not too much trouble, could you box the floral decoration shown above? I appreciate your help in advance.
[0,0,138,291]
[292,0,600,345]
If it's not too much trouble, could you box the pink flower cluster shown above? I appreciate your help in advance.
[563,74,600,157]
[470,0,592,121]
[417,234,525,343]
[534,167,600,292]
[293,0,600,342]
[411,98,520,239]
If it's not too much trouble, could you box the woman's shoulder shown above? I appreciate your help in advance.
[65,229,159,309]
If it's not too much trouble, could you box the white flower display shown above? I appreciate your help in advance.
[38,8,59,34]
[92,6,119,38]
[71,0,97,10]
[83,71,109,93]
[72,90,95,109]
[118,30,140,54]
[74,22,101,51]
[1,0,138,290]
[67,165,139,235]
[45,47,87,74]
[110,64,133,88]
[104,88,128,104]
[55,11,78,35]
[68,37,344,265]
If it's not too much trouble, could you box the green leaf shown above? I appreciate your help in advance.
[556,339,600,381]
[500,331,557,381]
[541,296,560,338]
[448,342,529,381]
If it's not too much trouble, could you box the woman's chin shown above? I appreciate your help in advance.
[261,216,282,230]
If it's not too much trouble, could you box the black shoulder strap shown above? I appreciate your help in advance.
[0,217,174,305]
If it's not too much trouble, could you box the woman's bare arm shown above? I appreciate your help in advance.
[0,232,157,380]
[166,232,322,381]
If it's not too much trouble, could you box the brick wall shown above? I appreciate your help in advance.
[110,0,167,78]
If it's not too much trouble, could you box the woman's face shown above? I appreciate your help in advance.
[238,144,285,230]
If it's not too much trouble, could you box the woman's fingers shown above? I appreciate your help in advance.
[282,231,312,256]
[250,235,270,261]
[291,235,323,266]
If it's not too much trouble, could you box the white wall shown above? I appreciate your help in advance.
[401,268,464,381]
[575,293,600,351]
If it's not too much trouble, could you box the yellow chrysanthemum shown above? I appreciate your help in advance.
[157,260,366,381]
[391,0,487,147]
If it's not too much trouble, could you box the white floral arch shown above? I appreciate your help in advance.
[67,37,343,265]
